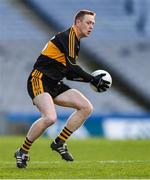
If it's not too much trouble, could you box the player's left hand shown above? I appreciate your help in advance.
[91,73,110,92]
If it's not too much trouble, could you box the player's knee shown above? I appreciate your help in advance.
[43,114,57,127]
[86,103,93,115]
[81,102,93,116]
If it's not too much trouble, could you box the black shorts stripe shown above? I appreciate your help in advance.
[27,69,71,100]
[31,70,44,96]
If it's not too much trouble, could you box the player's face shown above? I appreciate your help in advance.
[77,15,95,38]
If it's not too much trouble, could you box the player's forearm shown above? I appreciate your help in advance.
[66,56,92,82]
[66,74,90,82]
[70,65,92,82]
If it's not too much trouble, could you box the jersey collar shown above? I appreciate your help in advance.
[72,25,80,40]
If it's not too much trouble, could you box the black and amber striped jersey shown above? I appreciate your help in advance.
[34,26,92,82]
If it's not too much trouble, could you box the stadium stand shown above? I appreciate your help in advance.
[24,0,150,110]
[0,0,149,117]
[0,0,50,113]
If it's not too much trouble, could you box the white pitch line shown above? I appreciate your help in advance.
[0,160,150,165]
[97,160,150,163]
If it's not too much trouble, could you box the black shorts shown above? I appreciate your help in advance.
[27,69,71,99]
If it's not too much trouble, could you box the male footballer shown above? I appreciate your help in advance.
[14,9,109,168]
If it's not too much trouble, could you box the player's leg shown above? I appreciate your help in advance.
[15,92,57,168]
[26,92,57,141]
[50,88,93,161]
[54,89,93,131]
[15,69,59,168]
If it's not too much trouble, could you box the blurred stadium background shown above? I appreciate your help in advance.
[1,0,150,139]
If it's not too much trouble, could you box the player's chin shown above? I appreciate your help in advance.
[85,33,90,37]
[82,33,91,38]
[87,31,92,36]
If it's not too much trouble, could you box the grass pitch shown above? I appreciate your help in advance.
[0,136,150,179]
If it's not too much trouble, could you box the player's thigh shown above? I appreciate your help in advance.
[33,92,56,117]
[27,69,58,117]
[54,89,93,110]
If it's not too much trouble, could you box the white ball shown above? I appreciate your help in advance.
[90,70,112,92]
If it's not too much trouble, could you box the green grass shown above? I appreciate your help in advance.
[0,136,150,179]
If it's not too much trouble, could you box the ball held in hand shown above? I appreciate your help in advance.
[90,70,112,92]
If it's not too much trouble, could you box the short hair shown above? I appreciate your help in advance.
[74,9,96,24]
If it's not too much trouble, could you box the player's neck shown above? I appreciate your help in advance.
[72,25,81,40]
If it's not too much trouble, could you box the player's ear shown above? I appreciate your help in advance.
[76,19,81,26]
